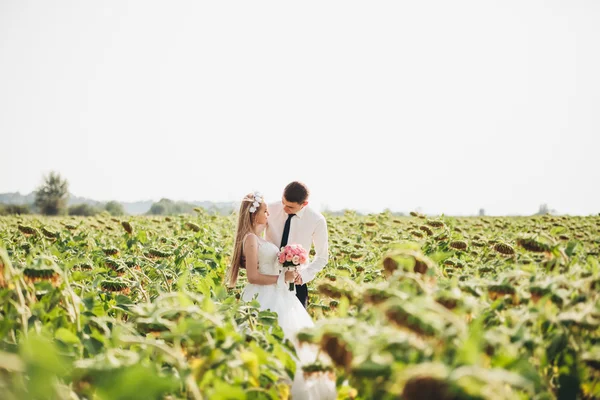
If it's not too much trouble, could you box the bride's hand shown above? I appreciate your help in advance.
[284,270,297,282]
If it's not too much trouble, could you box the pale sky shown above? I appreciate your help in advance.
[1,1,599,216]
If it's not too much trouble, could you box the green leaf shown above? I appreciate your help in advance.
[429,251,454,263]
[272,344,297,380]
[20,334,69,398]
[55,328,80,345]
[456,316,484,366]
[94,364,179,400]
[207,381,247,400]
[565,241,579,257]
[389,241,422,251]
[546,332,568,364]
[258,310,279,326]
[136,230,148,244]
[114,294,134,310]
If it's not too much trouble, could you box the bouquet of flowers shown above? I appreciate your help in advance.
[277,244,308,291]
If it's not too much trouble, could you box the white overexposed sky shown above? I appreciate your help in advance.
[1,1,599,216]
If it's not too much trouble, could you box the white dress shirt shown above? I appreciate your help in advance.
[266,201,329,284]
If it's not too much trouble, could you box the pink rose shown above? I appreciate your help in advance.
[292,255,300,264]
[286,254,293,262]
[299,255,307,264]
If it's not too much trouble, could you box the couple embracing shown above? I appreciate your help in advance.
[226,181,336,400]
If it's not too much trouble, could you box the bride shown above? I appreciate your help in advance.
[226,192,336,400]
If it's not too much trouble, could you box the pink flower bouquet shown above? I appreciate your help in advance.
[277,244,308,291]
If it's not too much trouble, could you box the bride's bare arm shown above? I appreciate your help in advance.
[244,234,281,285]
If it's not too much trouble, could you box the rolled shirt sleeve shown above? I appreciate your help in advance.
[299,217,329,284]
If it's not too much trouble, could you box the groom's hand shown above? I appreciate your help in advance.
[284,270,297,282]
[294,275,303,285]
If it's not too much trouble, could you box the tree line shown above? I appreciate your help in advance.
[0,172,234,217]
[0,172,125,217]
[2,172,561,217]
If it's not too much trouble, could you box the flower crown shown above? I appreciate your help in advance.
[248,191,263,213]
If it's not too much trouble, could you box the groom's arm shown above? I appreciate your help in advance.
[299,217,329,284]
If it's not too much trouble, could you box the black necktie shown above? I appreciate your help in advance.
[280,213,295,248]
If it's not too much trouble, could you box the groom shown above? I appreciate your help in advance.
[266,181,329,308]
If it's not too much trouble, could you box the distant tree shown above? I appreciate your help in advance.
[535,203,556,216]
[147,198,196,215]
[535,203,559,216]
[34,172,69,215]
[479,208,485,216]
[105,201,125,216]
[382,208,405,217]
[0,204,30,215]
[68,204,101,216]
[148,202,167,215]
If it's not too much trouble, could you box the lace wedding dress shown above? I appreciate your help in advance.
[241,234,336,400]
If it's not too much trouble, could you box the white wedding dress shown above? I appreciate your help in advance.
[241,234,336,400]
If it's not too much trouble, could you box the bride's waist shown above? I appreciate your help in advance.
[245,282,278,289]
[257,271,279,276]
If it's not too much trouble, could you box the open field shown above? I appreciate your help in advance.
[1,212,599,399]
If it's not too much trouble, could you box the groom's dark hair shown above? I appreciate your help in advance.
[283,181,309,204]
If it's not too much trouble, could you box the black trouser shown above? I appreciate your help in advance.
[295,284,308,308]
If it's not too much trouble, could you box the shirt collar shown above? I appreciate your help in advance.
[295,206,307,219]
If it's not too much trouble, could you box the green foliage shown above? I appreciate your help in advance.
[147,198,197,215]
[68,203,101,216]
[0,213,599,399]
[104,201,126,216]
[0,203,30,215]
[33,171,69,215]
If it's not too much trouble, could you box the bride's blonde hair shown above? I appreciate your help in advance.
[226,193,264,288]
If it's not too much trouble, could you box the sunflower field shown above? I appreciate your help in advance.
[0,210,599,399]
